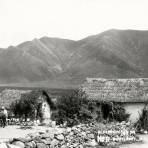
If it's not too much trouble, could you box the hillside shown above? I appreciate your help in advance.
[0,29,148,88]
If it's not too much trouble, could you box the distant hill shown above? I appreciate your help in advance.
[0,29,148,88]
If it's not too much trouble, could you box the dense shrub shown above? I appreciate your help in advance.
[10,91,42,121]
[52,90,96,126]
[108,102,130,122]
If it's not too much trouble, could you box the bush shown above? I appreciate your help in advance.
[52,90,96,126]
[108,102,130,122]
[10,90,42,121]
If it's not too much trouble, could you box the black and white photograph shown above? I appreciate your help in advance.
[0,0,148,147]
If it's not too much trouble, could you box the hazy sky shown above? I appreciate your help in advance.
[0,0,147,47]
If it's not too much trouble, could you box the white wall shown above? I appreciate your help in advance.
[123,103,145,123]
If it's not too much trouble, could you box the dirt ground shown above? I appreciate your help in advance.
[0,125,58,143]
[120,134,148,148]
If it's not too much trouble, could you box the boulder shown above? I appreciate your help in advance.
[41,133,54,139]
[11,141,25,148]
[25,141,36,148]
[87,139,97,147]
[50,139,59,147]
[43,138,52,145]
[87,133,95,139]
[61,145,67,148]
[13,137,31,143]
[79,144,83,148]
[56,134,64,140]
[40,139,50,145]
[7,144,21,148]
[36,143,47,148]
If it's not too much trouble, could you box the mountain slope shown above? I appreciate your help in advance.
[0,29,148,87]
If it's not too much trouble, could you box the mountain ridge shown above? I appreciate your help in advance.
[0,29,148,87]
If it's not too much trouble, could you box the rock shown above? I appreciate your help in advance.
[81,132,86,136]
[44,138,52,144]
[40,139,51,145]
[69,132,74,136]
[61,145,67,148]
[36,143,47,148]
[87,133,94,139]
[13,137,31,143]
[24,136,32,142]
[11,141,25,148]
[39,132,45,135]
[29,132,40,138]
[79,144,83,148]
[86,139,97,147]
[73,143,78,147]
[67,127,72,132]
[7,144,21,148]
[50,139,59,147]
[41,133,54,139]
[26,141,36,148]
[56,134,64,140]
[33,136,43,143]
[0,143,8,148]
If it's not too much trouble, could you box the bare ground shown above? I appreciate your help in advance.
[0,125,58,143]
[120,134,148,148]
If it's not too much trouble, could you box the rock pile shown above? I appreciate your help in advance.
[6,124,97,148]
[1,122,141,148]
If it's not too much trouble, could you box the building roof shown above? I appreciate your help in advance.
[0,89,56,109]
[81,78,148,103]
[0,89,31,109]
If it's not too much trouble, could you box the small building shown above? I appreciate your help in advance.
[81,78,148,122]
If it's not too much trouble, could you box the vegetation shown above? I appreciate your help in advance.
[10,91,42,121]
[135,105,148,131]
[52,90,130,126]
[51,90,97,126]
[102,102,130,122]
[9,89,130,126]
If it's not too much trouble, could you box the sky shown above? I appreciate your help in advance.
[0,0,147,48]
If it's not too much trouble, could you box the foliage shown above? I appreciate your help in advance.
[10,90,42,120]
[52,90,130,126]
[135,105,148,131]
[107,102,130,122]
[52,90,96,126]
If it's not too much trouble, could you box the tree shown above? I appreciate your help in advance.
[52,89,96,126]
[10,90,42,121]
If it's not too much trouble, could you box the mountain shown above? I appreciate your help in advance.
[0,29,148,88]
